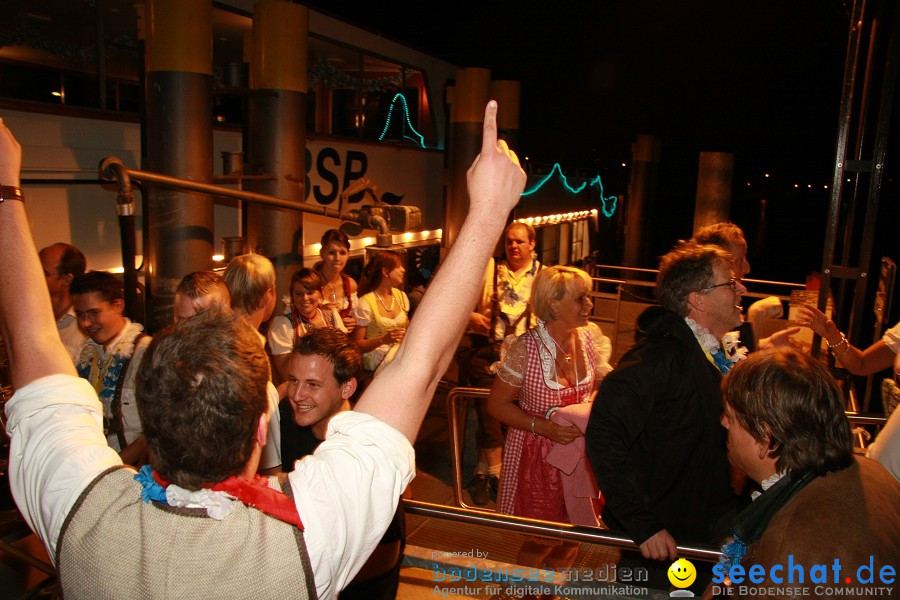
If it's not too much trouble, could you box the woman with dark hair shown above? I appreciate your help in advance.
[267,268,346,381]
[352,250,409,373]
[315,229,358,333]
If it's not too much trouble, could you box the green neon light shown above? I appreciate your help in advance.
[521,163,617,217]
[379,93,425,148]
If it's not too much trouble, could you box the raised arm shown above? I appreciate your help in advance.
[354,101,526,441]
[0,119,75,387]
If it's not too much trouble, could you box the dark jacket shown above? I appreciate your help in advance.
[586,306,734,546]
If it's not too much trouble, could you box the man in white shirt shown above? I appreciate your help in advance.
[39,242,87,361]
[0,101,526,599]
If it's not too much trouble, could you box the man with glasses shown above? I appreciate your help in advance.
[692,222,799,351]
[586,242,746,591]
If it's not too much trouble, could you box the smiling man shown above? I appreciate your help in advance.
[280,328,404,599]
[70,271,150,465]
[586,242,746,590]
[282,328,361,451]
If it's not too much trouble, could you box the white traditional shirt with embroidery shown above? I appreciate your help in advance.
[474,256,541,342]
[74,319,150,451]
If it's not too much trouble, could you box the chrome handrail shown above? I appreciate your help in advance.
[403,499,722,563]
[443,388,889,566]
[446,387,494,512]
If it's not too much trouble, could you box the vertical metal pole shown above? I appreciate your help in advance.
[143,0,215,330]
[445,68,491,250]
[623,134,660,267]
[490,80,521,153]
[245,1,308,303]
[693,151,735,232]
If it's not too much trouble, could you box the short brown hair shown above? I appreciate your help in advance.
[290,268,324,294]
[136,308,270,489]
[722,349,853,477]
[656,242,730,316]
[506,222,536,243]
[320,229,351,251]
[294,328,362,385]
[176,271,230,307]
[693,222,745,251]
[70,271,124,304]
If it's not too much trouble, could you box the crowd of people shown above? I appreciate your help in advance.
[2,97,899,600]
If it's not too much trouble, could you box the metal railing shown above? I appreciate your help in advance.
[443,387,723,562]
[443,388,890,565]
[402,499,722,563]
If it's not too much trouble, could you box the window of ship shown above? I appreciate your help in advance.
[0,2,435,146]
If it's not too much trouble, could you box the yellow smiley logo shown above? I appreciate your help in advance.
[667,558,697,589]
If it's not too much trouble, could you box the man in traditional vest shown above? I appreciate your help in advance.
[466,221,541,505]
[71,270,151,466]
[0,101,526,599]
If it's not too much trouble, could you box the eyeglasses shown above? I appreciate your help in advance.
[699,277,740,292]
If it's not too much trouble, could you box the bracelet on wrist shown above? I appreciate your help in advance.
[0,185,23,204]
[826,333,845,348]
[828,334,851,358]
[531,416,537,436]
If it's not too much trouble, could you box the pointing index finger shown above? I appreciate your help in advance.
[481,100,498,154]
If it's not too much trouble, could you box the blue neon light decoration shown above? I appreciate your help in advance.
[378,93,425,148]
[521,163,617,217]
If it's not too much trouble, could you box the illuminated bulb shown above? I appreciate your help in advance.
[403,232,413,241]
[765,173,770,178]
[212,254,224,262]
[591,209,598,215]
[313,243,322,253]
[436,229,443,237]
[363,237,375,245]
[794,184,799,188]
[109,267,125,274]
[807,184,812,189]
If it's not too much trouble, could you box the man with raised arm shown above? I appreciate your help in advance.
[0,101,525,599]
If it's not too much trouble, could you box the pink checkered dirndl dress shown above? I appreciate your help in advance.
[495,328,595,521]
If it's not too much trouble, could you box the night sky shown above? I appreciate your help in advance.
[303,2,881,283]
